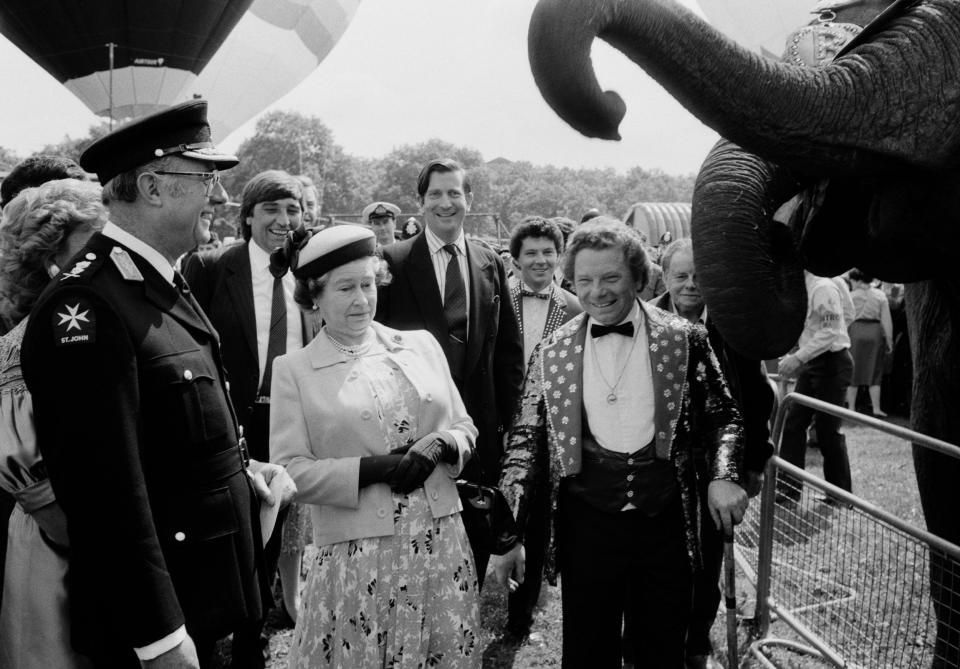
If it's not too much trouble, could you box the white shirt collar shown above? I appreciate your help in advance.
[521,281,553,296]
[586,299,642,335]
[425,224,466,256]
[247,239,271,272]
[670,298,708,324]
[101,222,175,284]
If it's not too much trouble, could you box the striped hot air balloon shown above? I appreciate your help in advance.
[0,0,361,139]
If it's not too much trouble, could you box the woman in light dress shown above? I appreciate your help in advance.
[845,268,893,417]
[0,178,106,668]
[270,225,482,668]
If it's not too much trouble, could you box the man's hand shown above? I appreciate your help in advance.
[142,635,199,669]
[247,460,297,508]
[707,480,748,536]
[490,543,526,593]
[744,469,765,498]
[777,354,802,379]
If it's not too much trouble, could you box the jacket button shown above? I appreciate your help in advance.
[377,508,386,518]
[627,458,634,466]
[425,393,433,402]
[183,370,193,381]
[174,531,186,542]
[627,490,634,498]
[226,381,231,392]
[627,474,634,482]
[348,372,358,381]
[431,491,439,500]
[361,410,372,420]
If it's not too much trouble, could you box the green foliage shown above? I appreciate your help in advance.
[0,146,21,173]
[33,123,111,163]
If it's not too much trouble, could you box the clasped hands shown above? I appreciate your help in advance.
[359,431,457,494]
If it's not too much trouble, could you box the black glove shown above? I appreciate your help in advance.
[358,454,404,489]
[391,432,459,494]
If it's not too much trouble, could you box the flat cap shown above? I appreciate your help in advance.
[293,224,376,280]
[361,201,400,223]
[80,99,238,185]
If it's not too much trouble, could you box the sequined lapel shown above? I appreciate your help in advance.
[540,314,587,476]
[643,302,689,459]
[543,285,570,340]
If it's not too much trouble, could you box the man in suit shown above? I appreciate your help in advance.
[493,218,747,668]
[375,158,525,578]
[504,215,581,636]
[21,100,294,669]
[650,238,773,669]
[184,169,321,665]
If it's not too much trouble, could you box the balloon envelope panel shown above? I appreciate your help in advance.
[694,0,813,58]
[0,0,253,118]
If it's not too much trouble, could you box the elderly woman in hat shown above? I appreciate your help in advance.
[270,224,481,668]
[0,178,107,668]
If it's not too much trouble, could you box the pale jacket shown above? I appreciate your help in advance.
[270,321,477,547]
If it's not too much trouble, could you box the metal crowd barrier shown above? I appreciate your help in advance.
[731,390,960,668]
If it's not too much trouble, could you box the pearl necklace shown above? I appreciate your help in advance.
[324,328,373,358]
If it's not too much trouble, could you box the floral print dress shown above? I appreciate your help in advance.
[288,349,481,669]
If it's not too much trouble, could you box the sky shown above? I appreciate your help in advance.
[0,0,754,175]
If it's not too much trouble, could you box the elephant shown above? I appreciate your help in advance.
[527,0,960,664]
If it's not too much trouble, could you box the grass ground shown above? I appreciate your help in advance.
[233,414,927,668]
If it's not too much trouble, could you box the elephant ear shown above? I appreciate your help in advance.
[800,174,960,283]
[693,140,807,360]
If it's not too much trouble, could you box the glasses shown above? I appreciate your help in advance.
[152,170,220,195]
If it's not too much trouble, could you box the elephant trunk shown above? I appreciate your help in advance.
[692,140,807,359]
[528,0,960,175]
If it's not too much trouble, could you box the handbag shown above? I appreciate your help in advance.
[456,479,519,559]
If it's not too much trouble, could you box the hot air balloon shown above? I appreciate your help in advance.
[694,0,816,58]
[0,0,361,139]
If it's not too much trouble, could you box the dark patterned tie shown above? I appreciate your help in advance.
[521,289,549,300]
[443,245,468,341]
[259,275,287,397]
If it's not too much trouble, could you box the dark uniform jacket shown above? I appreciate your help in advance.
[375,232,525,484]
[21,232,263,660]
[649,291,774,472]
[183,241,321,462]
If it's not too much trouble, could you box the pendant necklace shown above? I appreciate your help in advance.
[590,327,639,404]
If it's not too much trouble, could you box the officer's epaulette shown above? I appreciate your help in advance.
[107,246,144,282]
[58,249,110,284]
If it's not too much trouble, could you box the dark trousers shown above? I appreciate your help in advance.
[779,349,854,498]
[687,477,724,656]
[558,491,692,669]
[507,476,550,632]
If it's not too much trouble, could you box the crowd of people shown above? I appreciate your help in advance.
[0,99,911,669]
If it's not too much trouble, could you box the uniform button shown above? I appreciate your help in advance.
[627,474,634,482]
[627,491,634,498]
[85,253,96,261]
[425,393,433,402]
[431,491,439,500]
[174,531,186,542]
[361,410,372,420]
[183,370,193,381]
[627,458,634,466]
[376,508,386,518]
[348,372,358,382]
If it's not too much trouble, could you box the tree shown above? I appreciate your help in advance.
[35,123,111,163]
[0,146,21,173]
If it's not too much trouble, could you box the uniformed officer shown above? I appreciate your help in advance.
[20,100,295,669]
[361,200,400,246]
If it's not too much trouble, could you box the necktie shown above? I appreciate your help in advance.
[259,275,287,397]
[443,245,468,343]
[173,271,191,295]
[521,289,549,300]
[591,321,634,339]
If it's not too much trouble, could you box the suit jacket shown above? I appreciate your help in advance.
[509,280,582,362]
[376,232,524,484]
[21,232,262,657]
[649,292,774,472]
[270,323,477,546]
[499,302,743,582]
[183,241,321,461]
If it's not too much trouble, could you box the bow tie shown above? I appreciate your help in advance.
[591,322,634,339]
[521,289,549,300]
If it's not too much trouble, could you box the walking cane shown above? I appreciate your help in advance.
[724,531,739,668]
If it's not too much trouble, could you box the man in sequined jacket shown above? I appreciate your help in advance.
[492,218,747,669]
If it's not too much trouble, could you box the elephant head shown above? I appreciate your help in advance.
[528,0,960,358]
